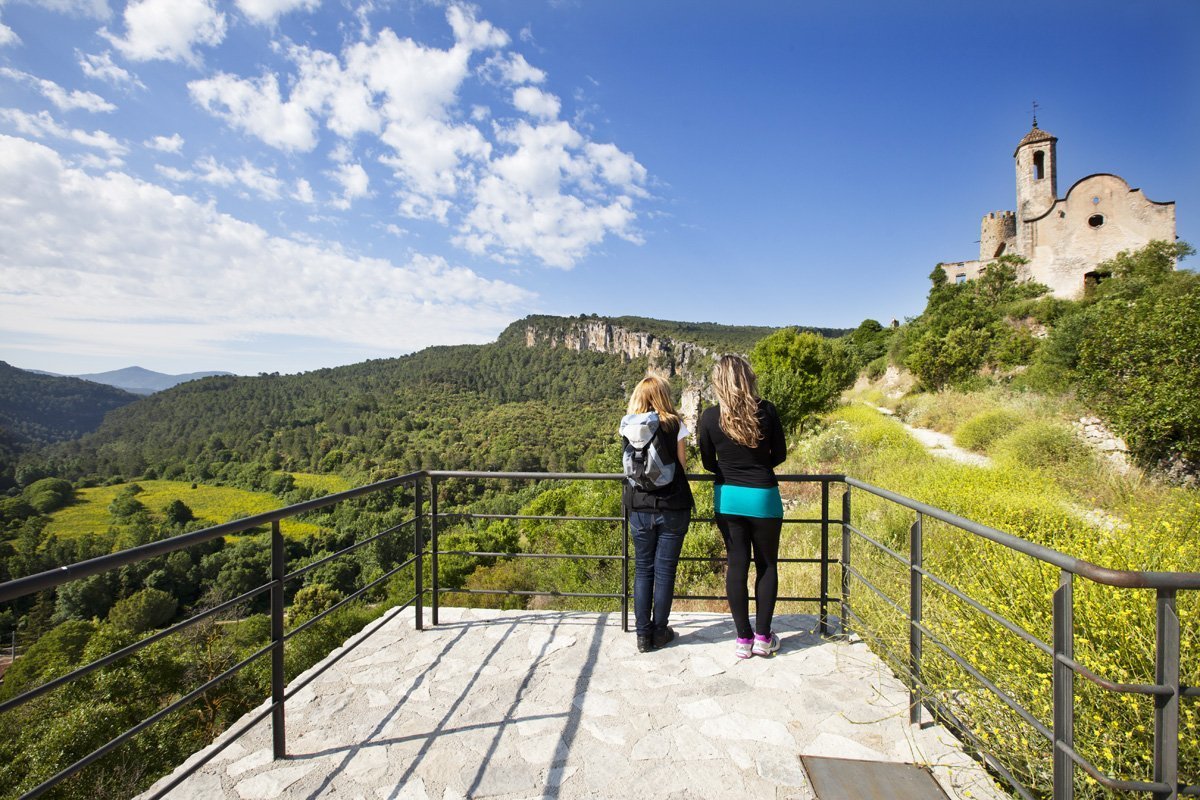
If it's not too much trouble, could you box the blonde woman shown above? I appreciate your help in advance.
[698,355,787,658]
[619,375,694,653]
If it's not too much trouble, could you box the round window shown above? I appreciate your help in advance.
[1088,214,1105,228]
[1092,196,1100,205]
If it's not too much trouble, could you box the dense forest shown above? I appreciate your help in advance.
[0,363,139,491]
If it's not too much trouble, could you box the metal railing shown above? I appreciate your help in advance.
[841,477,1199,800]
[0,470,1195,799]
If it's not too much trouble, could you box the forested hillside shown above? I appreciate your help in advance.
[0,363,138,490]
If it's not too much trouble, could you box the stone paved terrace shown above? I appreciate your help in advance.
[142,608,1008,800]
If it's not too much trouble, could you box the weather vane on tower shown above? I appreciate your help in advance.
[1032,100,1040,128]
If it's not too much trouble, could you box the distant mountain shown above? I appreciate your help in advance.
[71,366,233,394]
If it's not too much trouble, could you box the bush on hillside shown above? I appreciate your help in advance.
[992,421,1094,471]
[24,477,74,514]
[107,588,177,634]
[954,409,1025,453]
[1075,267,1200,465]
[750,328,856,432]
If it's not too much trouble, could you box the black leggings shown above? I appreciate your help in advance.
[717,514,782,639]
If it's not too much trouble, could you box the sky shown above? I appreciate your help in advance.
[0,0,1197,376]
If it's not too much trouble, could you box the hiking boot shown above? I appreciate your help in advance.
[752,632,780,657]
[734,637,754,659]
[652,627,675,649]
[637,635,655,653]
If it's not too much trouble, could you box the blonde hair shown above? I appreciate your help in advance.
[712,355,761,447]
[626,374,681,431]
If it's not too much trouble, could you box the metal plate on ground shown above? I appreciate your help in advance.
[801,756,952,800]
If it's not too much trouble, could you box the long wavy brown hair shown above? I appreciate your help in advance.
[626,374,681,431]
[711,355,761,447]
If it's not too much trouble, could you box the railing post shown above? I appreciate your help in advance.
[1053,570,1075,800]
[430,476,440,627]
[819,479,830,636]
[621,504,629,633]
[270,520,286,759]
[909,514,923,726]
[840,486,851,638]
[1153,588,1180,800]
[414,478,423,632]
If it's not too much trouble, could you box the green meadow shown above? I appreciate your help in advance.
[44,474,347,540]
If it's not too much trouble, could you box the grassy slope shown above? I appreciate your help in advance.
[775,383,1199,796]
[44,475,344,540]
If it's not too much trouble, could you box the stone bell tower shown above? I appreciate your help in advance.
[1014,119,1058,255]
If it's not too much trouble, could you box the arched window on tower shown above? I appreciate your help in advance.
[1033,151,1045,180]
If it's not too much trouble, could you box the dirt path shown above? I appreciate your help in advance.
[864,403,992,467]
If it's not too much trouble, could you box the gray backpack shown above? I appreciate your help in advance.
[619,412,676,491]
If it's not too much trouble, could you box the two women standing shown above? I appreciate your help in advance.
[621,355,786,658]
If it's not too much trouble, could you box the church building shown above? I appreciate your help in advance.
[939,122,1176,298]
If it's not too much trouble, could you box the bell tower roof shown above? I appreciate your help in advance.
[1014,123,1057,157]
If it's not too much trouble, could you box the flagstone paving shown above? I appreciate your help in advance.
[142,608,1007,800]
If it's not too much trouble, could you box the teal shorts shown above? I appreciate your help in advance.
[714,484,783,519]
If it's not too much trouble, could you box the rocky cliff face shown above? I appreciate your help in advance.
[523,320,722,434]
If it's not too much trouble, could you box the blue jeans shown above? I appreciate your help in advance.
[629,508,690,637]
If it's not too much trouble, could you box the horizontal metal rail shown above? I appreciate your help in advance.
[843,476,1200,799]
[846,477,1200,590]
[0,471,425,603]
[284,517,417,582]
[0,580,273,715]
[4,469,1196,800]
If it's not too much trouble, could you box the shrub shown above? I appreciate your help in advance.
[751,328,857,432]
[1076,273,1200,464]
[23,478,74,514]
[993,421,1093,471]
[865,355,888,380]
[107,588,178,634]
[954,409,1025,453]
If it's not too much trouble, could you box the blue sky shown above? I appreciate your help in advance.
[0,0,1196,376]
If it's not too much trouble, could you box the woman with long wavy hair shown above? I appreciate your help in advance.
[698,355,787,658]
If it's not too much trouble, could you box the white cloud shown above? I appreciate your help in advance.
[78,50,144,88]
[0,135,533,367]
[512,86,559,121]
[105,0,226,65]
[445,4,507,51]
[155,154,284,199]
[0,68,116,112]
[454,120,645,268]
[189,71,316,151]
[181,2,647,268]
[293,177,314,203]
[235,0,319,25]
[481,52,545,85]
[0,108,127,159]
[327,161,369,209]
[29,0,111,19]
[145,133,184,153]
[0,19,18,47]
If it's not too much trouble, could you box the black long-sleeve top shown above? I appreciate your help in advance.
[697,399,787,488]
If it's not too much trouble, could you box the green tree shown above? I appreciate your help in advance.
[107,588,178,634]
[905,255,1047,389]
[163,498,194,526]
[750,329,856,432]
[1076,268,1200,464]
[23,477,74,514]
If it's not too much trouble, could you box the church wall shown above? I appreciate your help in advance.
[1024,173,1176,297]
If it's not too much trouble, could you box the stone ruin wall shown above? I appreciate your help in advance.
[523,321,721,436]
